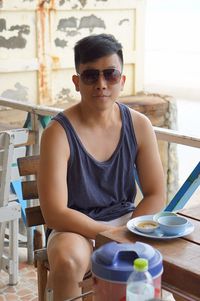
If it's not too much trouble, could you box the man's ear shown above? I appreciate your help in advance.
[120,75,126,91]
[72,75,80,91]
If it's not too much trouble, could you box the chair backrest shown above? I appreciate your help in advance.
[0,131,14,207]
[0,129,29,207]
[17,155,45,227]
[0,129,29,266]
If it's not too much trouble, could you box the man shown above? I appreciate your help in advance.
[38,33,165,300]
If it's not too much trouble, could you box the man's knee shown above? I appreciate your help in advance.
[50,251,88,278]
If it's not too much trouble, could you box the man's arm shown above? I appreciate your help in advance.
[130,109,166,217]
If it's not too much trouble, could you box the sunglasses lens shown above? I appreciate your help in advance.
[79,69,121,85]
[103,69,121,84]
[81,70,99,85]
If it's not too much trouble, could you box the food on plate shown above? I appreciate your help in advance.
[134,220,159,233]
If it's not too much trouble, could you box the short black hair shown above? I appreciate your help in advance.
[74,33,123,72]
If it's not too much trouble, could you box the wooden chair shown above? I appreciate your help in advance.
[0,128,28,285]
[17,155,93,301]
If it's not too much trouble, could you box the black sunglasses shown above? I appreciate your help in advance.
[78,68,122,85]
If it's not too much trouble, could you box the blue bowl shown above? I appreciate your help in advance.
[153,211,177,222]
[158,215,188,235]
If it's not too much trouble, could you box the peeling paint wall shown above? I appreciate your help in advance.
[0,22,30,49]
[0,0,146,105]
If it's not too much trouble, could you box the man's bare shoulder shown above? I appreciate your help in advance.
[127,107,155,148]
[128,107,152,128]
[41,116,69,152]
[44,117,65,136]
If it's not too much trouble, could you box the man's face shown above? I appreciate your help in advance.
[72,53,126,110]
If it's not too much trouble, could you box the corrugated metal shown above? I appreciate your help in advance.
[0,0,146,105]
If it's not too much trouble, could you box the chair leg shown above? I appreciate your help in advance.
[27,226,34,264]
[0,221,6,272]
[34,229,43,250]
[9,218,18,285]
[34,229,43,267]
[37,261,48,301]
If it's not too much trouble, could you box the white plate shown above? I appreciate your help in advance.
[127,215,194,239]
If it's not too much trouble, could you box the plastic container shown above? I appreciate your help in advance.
[126,258,154,300]
[91,242,163,301]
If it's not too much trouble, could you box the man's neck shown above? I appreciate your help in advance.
[78,102,120,128]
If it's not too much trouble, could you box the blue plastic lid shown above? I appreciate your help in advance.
[92,242,163,282]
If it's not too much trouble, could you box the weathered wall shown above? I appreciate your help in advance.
[0,0,146,105]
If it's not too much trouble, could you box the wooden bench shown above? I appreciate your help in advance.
[17,155,93,301]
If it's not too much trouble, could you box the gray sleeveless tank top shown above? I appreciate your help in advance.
[53,103,138,221]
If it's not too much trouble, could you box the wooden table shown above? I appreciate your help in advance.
[95,206,200,301]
